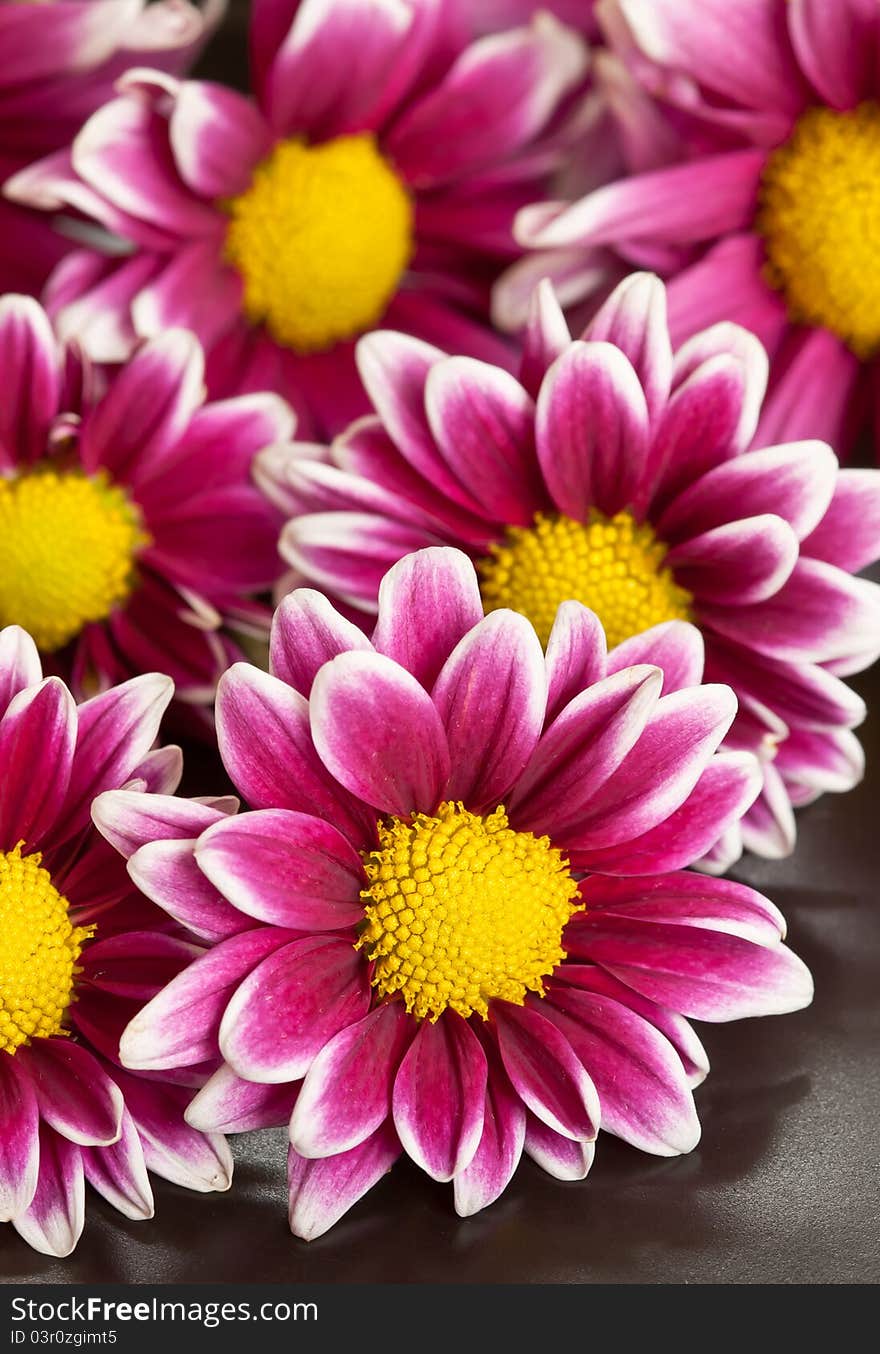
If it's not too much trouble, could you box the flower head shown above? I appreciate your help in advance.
[0,295,288,704]
[0,0,223,296]
[500,0,880,461]
[112,548,812,1239]
[261,273,880,865]
[5,0,588,437]
[0,625,231,1258]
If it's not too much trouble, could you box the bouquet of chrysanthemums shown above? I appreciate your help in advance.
[0,0,876,1257]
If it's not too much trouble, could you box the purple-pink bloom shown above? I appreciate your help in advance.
[5,0,589,438]
[259,273,880,865]
[0,294,289,707]
[0,0,223,297]
[111,548,812,1239]
[0,625,231,1257]
[499,0,880,461]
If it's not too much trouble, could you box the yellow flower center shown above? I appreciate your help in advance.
[358,801,582,1022]
[0,845,93,1056]
[757,102,880,358]
[0,468,147,651]
[224,133,413,355]
[478,510,693,649]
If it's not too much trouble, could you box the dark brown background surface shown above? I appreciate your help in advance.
[2,3,879,1285]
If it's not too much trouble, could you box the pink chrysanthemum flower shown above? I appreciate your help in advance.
[5,0,588,438]
[0,626,231,1258]
[0,0,223,296]
[0,294,289,707]
[499,0,880,459]
[110,548,812,1240]
[259,274,880,865]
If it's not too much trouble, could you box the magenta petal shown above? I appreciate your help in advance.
[270,590,373,697]
[0,295,61,464]
[668,514,800,605]
[524,1112,594,1181]
[290,1004,412,1158]
[544,603,608,724]
[220,936,371,1084]
[127,837,249,942]
[186,1065,299,1134]
[287,1122,400,1242]
[789,0,874,107]
[91,789,230,860]
[13,1126,84,1258]
[585,272,673,426]
[310,651,451,816]
[372,547,485,690]
[0,1054,39,1221]
[169,80,271,197]
[215,663,369,842]
[544,985,700,1155]
[433,611,546,811]
[80,1110,153,1222]
[536,340,650,519]
[392,1014,487,1182]
[802,469,880,575]
[565,916,813,1021]
[509,665,662,837]
[518,278,571,399]
[424,357,539,523]
[56,673,174,840]
[120,928,293,1071]
[0,626,42,717]
[454,1061,525,1218]
[572,750,761,875]
[607,621,704,696]
[493,1002,598,1141]
[25,1041,123,1148]
[113,1071,232,1193]
[196,809,364,930]
[0,677,75,850]
[562,684,737,849]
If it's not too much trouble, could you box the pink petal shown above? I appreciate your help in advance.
[536,340,650,519]
[788,0,874,107]
[270,590,374,697]
[113,1070,232,1193]
[25,1041,123,1148]
[290,1004,412,1158]
[518,278,572,400]
[196,809,365,930]
[120,927,293,1071]
[585,272,673,426]
[220,936,371,1083]
[0,678,75,850]
[288,1122,400,1242]
[372,547,485,690]
[524,1113,594,1180]
[802,469,880,575]
[91,789,230,860]
[606,621,704,696]
[668,514,799,605]
[80,1110,153,1222]
[126,837,250,942]
[186,1065,299,1134]
[13,1127,84,1258]
[169,80,271,197]
[433,611,547,811]
[0,1054,39,1221]
[0,295,61,464]
[544,603,608,724]
[392,1014,487,1182]
[453,1059,525,1217]
[309,651,451,816]
[493,1002,599,1141]
[0,626,42,716]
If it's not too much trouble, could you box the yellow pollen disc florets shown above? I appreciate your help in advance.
[358,801,582,1022]
[224,133,413,354]
[757,102,880,358]
[0,845,93,1056]
[0,468,147,652]
[478,510,693,649]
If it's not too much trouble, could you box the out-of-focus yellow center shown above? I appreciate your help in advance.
[0,845,93,1056]
[0,468,147,651]
[358,801,582,1022]
[757,102,880,358]
[224,133,413,354]
[478,510,693,649]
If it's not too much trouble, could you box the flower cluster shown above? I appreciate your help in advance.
[0,0,875,1258]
